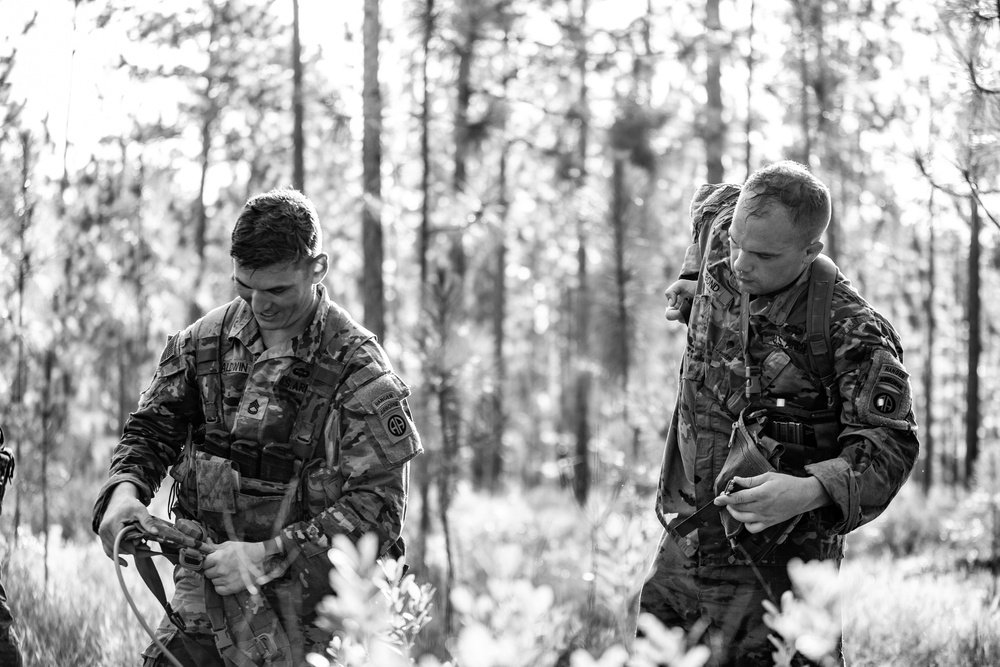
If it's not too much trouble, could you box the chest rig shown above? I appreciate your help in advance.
[189,299,374,497]
[739,254,841,463]
[694,184,842,456]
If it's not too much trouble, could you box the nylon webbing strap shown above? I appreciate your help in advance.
[668,499,721,539]
[205,584,292,667]
[740,291,761,401]
[133,550,232,666]
[289,305,374,461]
[196,302,238,435]
[806,255,838,404]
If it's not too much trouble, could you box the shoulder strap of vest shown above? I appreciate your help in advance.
[805,254,838,404]
[194,301,240,443]
[288,304,376,461]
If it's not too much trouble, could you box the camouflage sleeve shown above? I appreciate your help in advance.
[91,328,200,533]
[804,303,919,535]
[280,341,422,562]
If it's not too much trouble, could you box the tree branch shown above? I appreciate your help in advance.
[913,152,1000,233]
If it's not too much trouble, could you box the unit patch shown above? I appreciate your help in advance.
[373,391,412,443]
[857,349,911,429]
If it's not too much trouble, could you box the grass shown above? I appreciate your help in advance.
[842,555,1000,666]
[4,529,169,667]
[3,483,999,666]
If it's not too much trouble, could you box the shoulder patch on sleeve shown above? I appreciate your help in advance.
[856,348,912,429]
[159,333,181,366]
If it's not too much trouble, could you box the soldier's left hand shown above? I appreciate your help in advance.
[204,541,267,595]
[714,472,831,533]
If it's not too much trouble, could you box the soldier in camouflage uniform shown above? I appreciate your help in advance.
[92,189,422,666]
[639,162,918,666]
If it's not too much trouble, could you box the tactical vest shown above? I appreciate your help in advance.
[193,299,375,470]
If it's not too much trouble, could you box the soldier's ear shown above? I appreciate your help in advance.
[311,253,329,284]
[803,240,824,263]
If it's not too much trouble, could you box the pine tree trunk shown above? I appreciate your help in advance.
[922,194,936,492]
[362,0,385,340]
[965,197,981,486]
[572,0,592,507]
[705,0,724,183]
[291,0,305,192]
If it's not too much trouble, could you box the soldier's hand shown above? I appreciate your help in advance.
[664,279,695,322]
[713,472,831,533]
[98,482,159,564]
[204,541,267,596]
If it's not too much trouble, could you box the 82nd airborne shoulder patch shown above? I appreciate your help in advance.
[373,391,413,444]
[857,348,912,429]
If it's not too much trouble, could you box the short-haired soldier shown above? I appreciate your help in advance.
[640,161,918,665]
[94,189,422,666]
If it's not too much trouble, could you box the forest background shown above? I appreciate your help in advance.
[1,0,999,665]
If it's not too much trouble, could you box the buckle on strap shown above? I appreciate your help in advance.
[254,632,280,660]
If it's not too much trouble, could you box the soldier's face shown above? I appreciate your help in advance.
[729,199,822,296]
[232,257,327,334]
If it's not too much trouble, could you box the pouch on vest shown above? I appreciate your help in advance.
[715,408,803,563]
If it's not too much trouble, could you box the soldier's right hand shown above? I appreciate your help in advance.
[664,279,695,322]
[97,482,159,564]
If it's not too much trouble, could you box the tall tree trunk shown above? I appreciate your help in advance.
[743,0,755,180]
[362,0,385,340]
[452,2,476,193]
[291,0,305,192]
[41,348,55,588]
[187,6,226,324]
[922,190,936,492]
[611,157,630,401]
[794,1,812,166]
[572,0,592,506]
[412,0,435,572]
[965,196,981,486]
[486,140,508,492]
[705,0,724,183]
[12,130,34,544]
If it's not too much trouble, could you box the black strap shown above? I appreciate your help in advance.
[196,301,239,443]
[133,550,227,666]
[740,291,763,402]
[806,255,839,405]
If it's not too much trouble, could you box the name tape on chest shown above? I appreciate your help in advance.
[373,391,412,443]
[857,349,911,429]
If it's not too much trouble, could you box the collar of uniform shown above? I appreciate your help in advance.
[746,266,812,326]
[227,298,262,353]
[224,284,331,360]
[291,283,331,361]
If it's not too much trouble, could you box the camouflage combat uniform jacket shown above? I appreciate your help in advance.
[92,285,422,653]
[656,184,919,566]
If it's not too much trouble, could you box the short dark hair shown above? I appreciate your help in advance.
[230,189,322,269]
[739,161,831,242]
